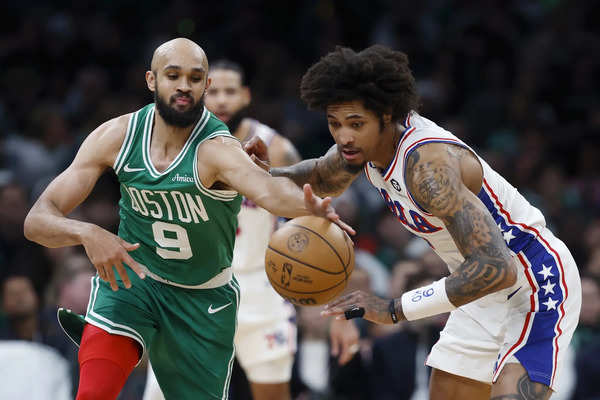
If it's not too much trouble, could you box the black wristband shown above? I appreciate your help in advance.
[389,299,399,324]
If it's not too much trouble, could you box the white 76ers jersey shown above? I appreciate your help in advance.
[231,119,278,272]
[365,112,580,389]
[365,111,548,272]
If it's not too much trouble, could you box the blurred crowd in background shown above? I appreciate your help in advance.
[1,0,599,399]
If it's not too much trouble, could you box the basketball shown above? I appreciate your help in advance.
[265,215,354,306]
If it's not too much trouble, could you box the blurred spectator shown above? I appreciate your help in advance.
[571,275,600,399]
[0,341,71,400]
[0,273,73,397]
[369,266,447,400]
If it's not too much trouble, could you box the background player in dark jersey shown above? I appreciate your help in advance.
[23,38,352,400]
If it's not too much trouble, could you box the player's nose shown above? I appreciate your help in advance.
[215,92,228,105]
[337,128,355,146]
[177,77,192,92]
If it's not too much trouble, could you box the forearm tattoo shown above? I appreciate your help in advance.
[405,147,515,307]
[270,145,359,197]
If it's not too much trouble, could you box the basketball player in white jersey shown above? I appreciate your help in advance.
[247,45,582,399]
[143,60,360,400]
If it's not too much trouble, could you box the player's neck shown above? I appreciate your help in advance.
[371,122,405,170]
[153,113,196,150]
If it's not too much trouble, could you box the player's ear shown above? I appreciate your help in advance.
[146,70,156,92]
[242,86,251,107]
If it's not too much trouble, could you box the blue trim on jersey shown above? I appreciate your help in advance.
[478,188,563,386]
[477,189,533,254]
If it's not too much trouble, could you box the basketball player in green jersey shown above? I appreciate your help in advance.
[23,38,352,400]
[144,60,361,400]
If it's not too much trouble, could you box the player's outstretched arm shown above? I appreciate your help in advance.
[198,137,355,235]
[404,143,517,307]
[245,137,360,197]
[24,115,147,290]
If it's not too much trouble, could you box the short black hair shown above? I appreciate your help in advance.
[210,59,246,85]
[300,45,419,123]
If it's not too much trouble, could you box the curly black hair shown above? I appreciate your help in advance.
[300,45,419,123]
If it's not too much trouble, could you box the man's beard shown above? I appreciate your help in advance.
[154,89,205,128]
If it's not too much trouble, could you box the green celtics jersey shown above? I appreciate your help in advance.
[112,104,242,286]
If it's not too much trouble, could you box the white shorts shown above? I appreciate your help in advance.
[427,228,581,391]
[234,267,296,383]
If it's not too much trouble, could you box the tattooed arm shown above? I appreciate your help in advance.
[270,144,361,197]
[321,142,517,324]
[405,143,517,307]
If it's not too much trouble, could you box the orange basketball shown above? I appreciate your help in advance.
[265,216,354,306]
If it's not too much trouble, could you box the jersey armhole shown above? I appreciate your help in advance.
[192,132,240,201]
[113,112,138,174]
[402,139,475,216]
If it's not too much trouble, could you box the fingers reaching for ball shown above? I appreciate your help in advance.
[303,184,356,236]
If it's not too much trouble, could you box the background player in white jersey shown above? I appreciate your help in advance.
[247,45,582,399]
[143,60,360,400]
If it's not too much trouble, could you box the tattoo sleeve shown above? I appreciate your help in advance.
[405,146,517,307]
[270,145,360,197]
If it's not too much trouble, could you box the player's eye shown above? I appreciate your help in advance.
[328,121,340,128]
[167,74,178,80]
[351,122,364,129]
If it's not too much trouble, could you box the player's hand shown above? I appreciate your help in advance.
[243,136,270,172]
[81,225,146,291]
[303,184,356,236]
[329,318,360,365]
[321,290,401,325]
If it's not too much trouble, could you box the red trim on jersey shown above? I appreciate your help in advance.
[384,127,415,181]
[483,179,568,386]
[397,126,418,154]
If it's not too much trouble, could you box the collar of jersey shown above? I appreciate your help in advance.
[142,106,209,178]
